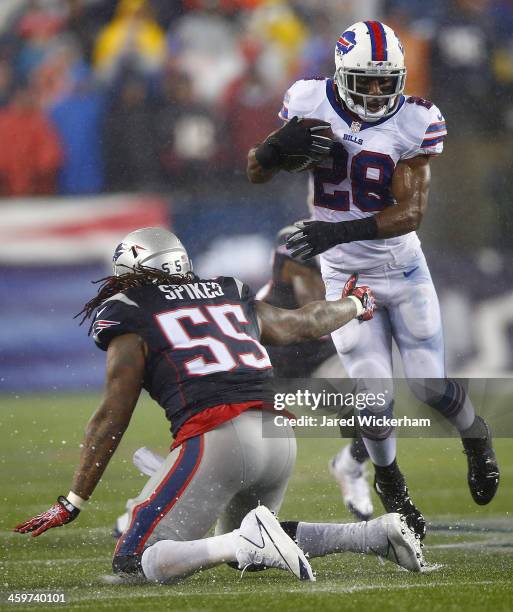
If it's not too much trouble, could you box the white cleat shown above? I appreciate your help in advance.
[366,513,425,572]
[133,447,165,477]
[236,505,315,581]
[329,445,373,521]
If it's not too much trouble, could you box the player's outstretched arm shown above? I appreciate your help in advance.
[257,279,375,345]
[69,333,146,500]
[286,156,432,260]
[14,333,145,537]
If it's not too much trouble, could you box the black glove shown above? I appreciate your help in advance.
[286,218,378,261]
[255,117,333,170]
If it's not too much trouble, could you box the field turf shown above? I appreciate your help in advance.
[1,393,512,611]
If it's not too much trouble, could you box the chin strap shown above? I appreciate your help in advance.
[347,99,389,122]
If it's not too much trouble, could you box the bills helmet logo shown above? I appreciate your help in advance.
[336,31,357,55]
[113,242,147,262]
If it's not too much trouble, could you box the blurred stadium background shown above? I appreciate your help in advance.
[0,0,512,386]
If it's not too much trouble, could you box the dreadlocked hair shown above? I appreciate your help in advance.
[75,264,196,333]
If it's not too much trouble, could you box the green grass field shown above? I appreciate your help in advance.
[1,393,512,611]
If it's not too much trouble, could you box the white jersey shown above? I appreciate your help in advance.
[279,78,447,271]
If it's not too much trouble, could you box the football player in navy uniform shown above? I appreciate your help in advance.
[110,223,372,536]
[15,227,427,582]
[247,21,499,539]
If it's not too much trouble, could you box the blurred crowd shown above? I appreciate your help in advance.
[0,0,512,202]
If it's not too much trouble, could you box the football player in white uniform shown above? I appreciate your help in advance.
[247,21,499,539]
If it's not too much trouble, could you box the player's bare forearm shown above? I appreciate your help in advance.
[70,334,145,500]
[71,396,133,499]
[247,147,279,183]
[375,155,431,238]
[256,298,357,345]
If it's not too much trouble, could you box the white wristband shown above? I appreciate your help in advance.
[67,491,86,510]
[347,295,364,317]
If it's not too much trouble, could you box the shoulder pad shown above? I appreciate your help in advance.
[279,78,329,121]
[92,293,141,350]
[101,292,140,309]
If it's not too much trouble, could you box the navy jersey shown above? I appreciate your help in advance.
[92,277,273,437]
[257,247,337,378]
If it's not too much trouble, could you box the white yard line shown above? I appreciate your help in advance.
[3,556,106,566]
[55,579,501,605]
[430,540,513,550]
[0,527,110,537]
[2,577,506,611]
[4,581,505,612]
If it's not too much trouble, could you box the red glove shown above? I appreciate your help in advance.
[351,285,375,321]
[342,273,376,321]
[14,496,80,537]
[342,273,359,298]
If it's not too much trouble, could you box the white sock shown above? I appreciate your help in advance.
[362,436,396,467]
[141,531,238,583]
[296,521,368,558]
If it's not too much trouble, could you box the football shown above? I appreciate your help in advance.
[281,118,335,173]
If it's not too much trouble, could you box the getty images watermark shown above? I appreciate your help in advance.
[272,388,431,429]
[261,378,512,437]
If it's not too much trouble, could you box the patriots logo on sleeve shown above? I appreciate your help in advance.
[92,319,121,339]
[336,31,356,55]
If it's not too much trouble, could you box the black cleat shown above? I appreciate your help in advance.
[462,416,500,505]
[374,471,426,540]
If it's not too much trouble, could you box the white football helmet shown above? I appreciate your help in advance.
[334,21,406,122]
[112,227,193,277]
